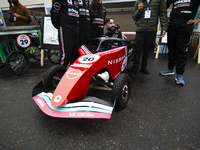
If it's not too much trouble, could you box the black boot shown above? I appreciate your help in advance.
[141,68,149,75]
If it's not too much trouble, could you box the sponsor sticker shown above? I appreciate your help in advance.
[69,112,95,117]
[71,63,92,68]
[54,95,62,103]
[121,56,127,71]
[74,0,79,8]
[181,11,191,14]
[68,8,79,17]
[36,98,45,107]
[67,0,73,6]
[85,0,89,7]
[66,69,82,79]
[108,55,126,65]
[78,0,83,6]
[53,2,61,10]
[128,48,133,54]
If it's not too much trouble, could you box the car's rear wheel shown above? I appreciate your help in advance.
[48,50,61,64]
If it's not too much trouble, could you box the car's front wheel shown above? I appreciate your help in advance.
[111,73,131,110]
[43,65,66,90]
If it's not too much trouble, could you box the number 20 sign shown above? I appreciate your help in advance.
[16,34,31,48]
[78,55,100,64]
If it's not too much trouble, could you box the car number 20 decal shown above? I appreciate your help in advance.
[78,54,100,64]
[16,34,31,48]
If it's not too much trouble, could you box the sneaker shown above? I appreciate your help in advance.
[141,68,150,75]
[129,70,137,77]
[97,71,109,82]
[175,74,185,86]
[160,68,174,75]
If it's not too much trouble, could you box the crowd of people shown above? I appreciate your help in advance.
[7,0,200,86]
[50,0,106,67]
[131,0,200,86]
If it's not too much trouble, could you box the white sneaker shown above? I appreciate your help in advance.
[97,71,109,82]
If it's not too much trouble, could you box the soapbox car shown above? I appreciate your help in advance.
[32,37,134,119]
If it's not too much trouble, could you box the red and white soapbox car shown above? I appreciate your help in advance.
[32,37,134,119]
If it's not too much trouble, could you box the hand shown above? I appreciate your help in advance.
[13,13,20,18]
[160,30,166,38]
[187,18,200,27]
[138,3,144,12]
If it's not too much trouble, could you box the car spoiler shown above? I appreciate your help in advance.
[32,81,115,119]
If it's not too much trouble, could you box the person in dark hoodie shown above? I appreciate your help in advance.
[90,0,106,39]
[51,0,79,67]
[8,0,31,26]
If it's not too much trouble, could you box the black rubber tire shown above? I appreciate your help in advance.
[6,50,29,76]
[43,65,66,90]
[111,73,131,110]
[47,50,61,64]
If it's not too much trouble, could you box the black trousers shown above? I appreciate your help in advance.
[59,25,79,67]
[91,25,104,39]
[132,32,156,71]
[79,29,91,47]
[167,21,193,74]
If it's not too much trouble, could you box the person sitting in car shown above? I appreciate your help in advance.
[97,17,123,82]
[104,17,122,39]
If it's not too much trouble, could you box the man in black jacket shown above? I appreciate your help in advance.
[160,0,200,86]
[51,0,79,67]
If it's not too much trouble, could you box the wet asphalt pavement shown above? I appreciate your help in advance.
[0,52,200,150]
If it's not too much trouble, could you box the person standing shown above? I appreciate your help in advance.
[130,0,167,76]
[79,0,91,47]
[51,0,79,67]
[160,0,200,86]
[90,0,106,39]
[8,0,31,26]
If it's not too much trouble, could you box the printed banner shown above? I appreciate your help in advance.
[188,32,200,54]
[0,11,5,27]
[193,6,200,32]
[44,0,52,14]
